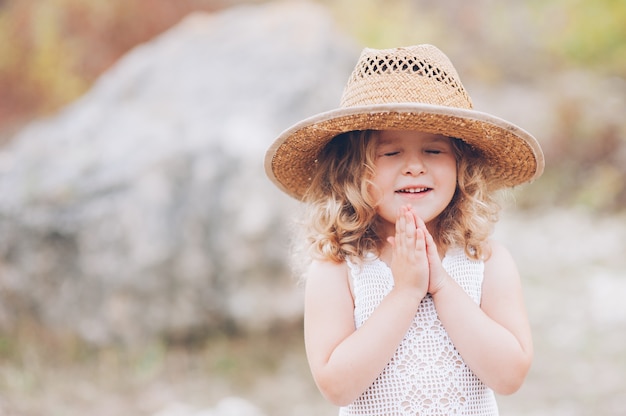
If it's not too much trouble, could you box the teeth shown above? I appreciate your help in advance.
[399,188,428,193]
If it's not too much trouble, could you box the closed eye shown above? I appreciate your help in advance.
[383,151,400,156]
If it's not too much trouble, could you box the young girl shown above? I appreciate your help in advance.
[265,45,544,415]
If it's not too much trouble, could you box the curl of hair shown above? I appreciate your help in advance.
[433,139,502,260]
[302,131,380,263]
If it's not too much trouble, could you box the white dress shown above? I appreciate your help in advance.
[339,248,499,416]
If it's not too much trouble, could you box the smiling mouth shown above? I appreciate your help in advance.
[396,187,431,194]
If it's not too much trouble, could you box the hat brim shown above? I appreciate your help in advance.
[265,103,545,200]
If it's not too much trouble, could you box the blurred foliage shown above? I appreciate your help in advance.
[319,0,446,50]
[0,0,224,138]
[528,0,626,77]
[320,0,626,77]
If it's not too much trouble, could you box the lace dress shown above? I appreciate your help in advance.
[340,248,499,416]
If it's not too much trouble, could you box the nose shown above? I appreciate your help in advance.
[403,153,425,176]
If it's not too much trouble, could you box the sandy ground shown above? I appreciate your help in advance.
[1,209,625,415]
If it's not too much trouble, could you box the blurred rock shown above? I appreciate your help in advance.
[0,1,359,345]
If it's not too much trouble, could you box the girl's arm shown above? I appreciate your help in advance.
[304,208,429,406]
[429,239,533,395]
[304,260,422,406]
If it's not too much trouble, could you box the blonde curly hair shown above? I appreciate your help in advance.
[300,130,503,264]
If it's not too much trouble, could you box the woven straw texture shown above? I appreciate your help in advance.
[265,45,544,200]
[341,45,472,109]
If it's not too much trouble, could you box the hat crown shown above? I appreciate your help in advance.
[340,45,473,109]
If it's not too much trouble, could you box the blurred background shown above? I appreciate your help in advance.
[0,0,624,415]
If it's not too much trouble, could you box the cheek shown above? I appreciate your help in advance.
[444,160,458,187]
[434,161,458,200]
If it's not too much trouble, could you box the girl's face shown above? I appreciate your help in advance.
[369,130,458,237]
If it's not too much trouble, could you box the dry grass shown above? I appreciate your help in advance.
[0,326,330,416]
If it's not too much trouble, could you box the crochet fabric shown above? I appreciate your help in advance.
[340,248,498,416]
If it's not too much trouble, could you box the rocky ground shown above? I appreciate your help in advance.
[1,208,625,416]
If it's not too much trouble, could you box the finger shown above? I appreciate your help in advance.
[396,208,407,238]
[415,228,425,246]
[411,209,426,231]
[423,230,441,265]
[404,208,416,241]
[394,208,407,255]
[406,205,418,223]
[414,227,426,254]
[401,206,423,248]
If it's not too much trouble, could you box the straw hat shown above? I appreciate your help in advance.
[265,44,544,200]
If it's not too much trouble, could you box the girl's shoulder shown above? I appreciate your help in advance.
[482,239,521,288]
[307,255,379,301]
[305,258,350,288]
[449,240,511,265]
[304,258,354,312]
[484,239,515,265]
[308,257,348,271]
